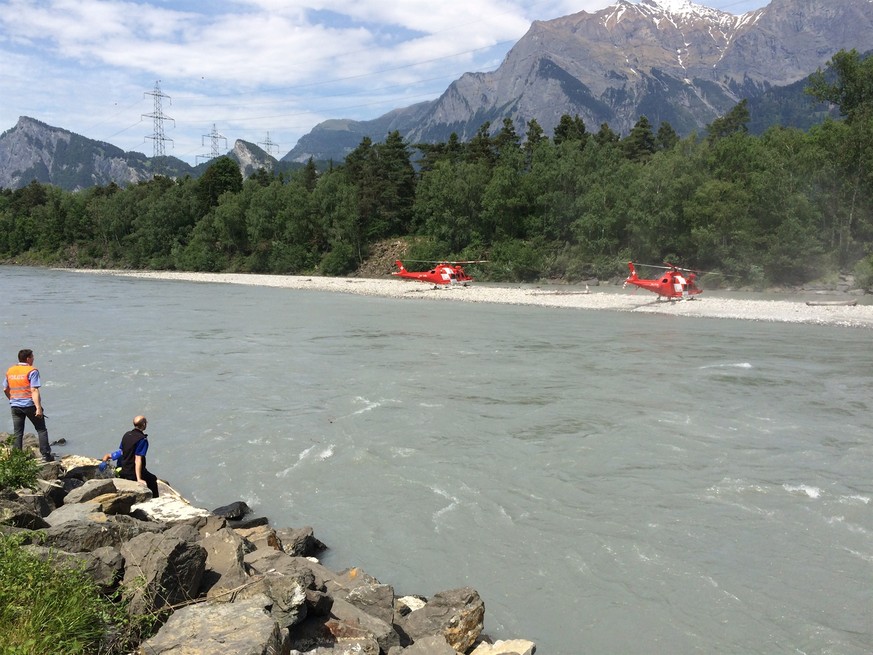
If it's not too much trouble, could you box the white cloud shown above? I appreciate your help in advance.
[0,0,768,164]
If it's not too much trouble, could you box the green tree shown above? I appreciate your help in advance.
[524,118,546,152]
[413,159,490,252]
[707,99,750,142]
[623,116,656,161]
[196,156,243,217]
[553,114,587,146]
[467,122,496,166]
[655,121,679,151]
[593,123,619,146]
[807,49,873,123]
[493,118,521,157]
[807,50,873,265]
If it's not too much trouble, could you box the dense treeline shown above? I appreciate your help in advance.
[2,50,872,288]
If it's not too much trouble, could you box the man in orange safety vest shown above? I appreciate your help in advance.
[4,349,54,462]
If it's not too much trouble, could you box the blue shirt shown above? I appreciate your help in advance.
[120,437,149,457]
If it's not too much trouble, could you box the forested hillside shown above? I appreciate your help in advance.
[2,51,872,289]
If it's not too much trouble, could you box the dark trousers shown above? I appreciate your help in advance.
[121,469,159,498]
[10,405,52,460]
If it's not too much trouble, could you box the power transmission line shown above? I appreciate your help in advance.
[197,123,227,164]
[258,132,279,170]
[143,80,175,172]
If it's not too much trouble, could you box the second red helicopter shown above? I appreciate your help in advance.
[624,262,702,300]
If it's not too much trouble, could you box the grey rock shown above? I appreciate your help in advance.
[326,597,400,653]
[63,478,121,504]
[43,501,103,526]
[0,498,51,529]
[121,531,207,616]
[41,512,163,552]
[470,638,537,655]
[275,525,327,557]
[401,634,458,655]
[13,490,52,518]
[137,594,290,655]
[211,500,251,521]
[234,571,309,629]
[343,582,395,626]
[24,544,123,593]
[398,587,485,653]
[199,527,251,599]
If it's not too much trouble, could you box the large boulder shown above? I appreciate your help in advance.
[287,597,398,654]
[401,634,458,654]
[43,500,103,526]
[211,500,251,521]
[41,512,163,552]
[244,551,365,599]
[121,532,207,615]
[137,593,290,655]
[327,597,400,652]
[131,493,211,524]
[0,498,51,529]
[12,489,52,518]
[234,570,309,629]
[24,544,124,592]
[398,587,485,652]
[274,525,326,557]
[234,523,282,552]
[63,478,120,504]
[34,478,66,510]
[343,582,395,626]
[199,527,251,599]
[470,639,537,655]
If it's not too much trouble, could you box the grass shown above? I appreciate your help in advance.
[0,533,119,654]
[0,436,42,492]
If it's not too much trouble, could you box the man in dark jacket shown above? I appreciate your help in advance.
[105,415,158,497]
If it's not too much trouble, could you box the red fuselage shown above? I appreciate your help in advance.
[393,261,472,286]
[624,262,701,300]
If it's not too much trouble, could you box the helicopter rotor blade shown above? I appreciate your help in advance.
[403,259,489,264]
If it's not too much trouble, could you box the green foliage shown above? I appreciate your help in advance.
[807,49,873,123]
[852,255,873,291]
[196,156,243,216]
[707,99,750,142]
[489,239,546,282]
[0,437,41,491]
[320,243,359,276]
[2,90,873,288]
[0,533,123,654]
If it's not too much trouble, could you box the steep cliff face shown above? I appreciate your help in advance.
[229,140,277,178]
[0,116,152,190]
[286,0,873,161]
[0,118,280,191]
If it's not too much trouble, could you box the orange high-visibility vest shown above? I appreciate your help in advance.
[5,364,36,402]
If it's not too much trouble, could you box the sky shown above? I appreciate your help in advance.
[0,0,769,164]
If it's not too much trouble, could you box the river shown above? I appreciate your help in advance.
[2,266,871,654]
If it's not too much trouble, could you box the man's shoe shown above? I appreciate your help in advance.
[42,454,55,463]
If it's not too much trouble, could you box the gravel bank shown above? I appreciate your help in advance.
[70,269,873,329]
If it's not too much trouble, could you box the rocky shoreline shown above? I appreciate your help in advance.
[67,269,873,329]
[1,447,535,655]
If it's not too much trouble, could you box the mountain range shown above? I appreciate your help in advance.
[1,0,871,191]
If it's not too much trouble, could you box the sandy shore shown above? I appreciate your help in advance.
[69,269,873,329]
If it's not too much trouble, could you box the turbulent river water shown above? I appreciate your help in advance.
[2,265,872,654]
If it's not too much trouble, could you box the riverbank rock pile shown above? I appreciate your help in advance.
[0,449,536,655]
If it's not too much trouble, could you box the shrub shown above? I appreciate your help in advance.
[0,533,118,654]
[0,436,41,491]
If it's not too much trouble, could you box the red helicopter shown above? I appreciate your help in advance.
[624,262,702,300]
[392,260,485,287]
